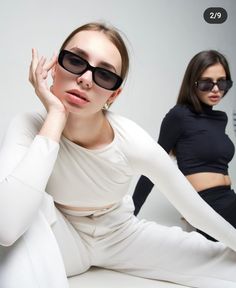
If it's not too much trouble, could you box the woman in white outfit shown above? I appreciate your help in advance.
[0,22,236,288]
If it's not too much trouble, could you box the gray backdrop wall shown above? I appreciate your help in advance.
[0,0,235,226]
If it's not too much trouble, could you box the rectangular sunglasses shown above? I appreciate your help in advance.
[195,79,233,92]
[58,50,123,90]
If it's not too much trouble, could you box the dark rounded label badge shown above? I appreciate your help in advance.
[203,7,227,24]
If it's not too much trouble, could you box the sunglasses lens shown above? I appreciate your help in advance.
[197,81,213,91]
[217,79,233,91]
[59,51,87,74]
[196,79,233,92]
[94,69,122,90]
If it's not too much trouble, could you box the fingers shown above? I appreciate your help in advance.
[29,48,39,85]
[31,48,39,69]
[44,51,58,71]
[29,49,57,87]
[35,56,48,81]
[30,49,57,74]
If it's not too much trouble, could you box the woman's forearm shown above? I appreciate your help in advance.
[0,133,59,246]
[39,110,67,142]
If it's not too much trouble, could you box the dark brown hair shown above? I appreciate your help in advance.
[177,50,232,113]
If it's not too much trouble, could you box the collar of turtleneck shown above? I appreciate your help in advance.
[201,102,213,114]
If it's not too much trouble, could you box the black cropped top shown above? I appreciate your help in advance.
[158,104,235,175]
[132,104,235,215]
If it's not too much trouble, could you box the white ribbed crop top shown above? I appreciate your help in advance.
[0,110,236,250]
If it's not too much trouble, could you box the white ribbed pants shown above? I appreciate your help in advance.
[52,195,236,288]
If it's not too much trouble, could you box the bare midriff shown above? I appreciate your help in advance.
[56,202,115,212]
[186,172,231,192]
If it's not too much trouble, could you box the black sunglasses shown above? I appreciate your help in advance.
[195,79,233,92]
[58,50,123,91]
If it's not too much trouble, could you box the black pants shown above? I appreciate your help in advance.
[197,185,236,241]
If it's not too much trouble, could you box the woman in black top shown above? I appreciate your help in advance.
[133,50,236,241]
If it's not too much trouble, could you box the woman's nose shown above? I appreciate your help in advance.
[212,82,220,92]
[76,70,93,89]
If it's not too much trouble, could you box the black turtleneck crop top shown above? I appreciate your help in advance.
[158,104,235,175]
[132,103,235,215]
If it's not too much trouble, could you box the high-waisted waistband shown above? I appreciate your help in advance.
[198,185,235,210]
[198,185,231,194]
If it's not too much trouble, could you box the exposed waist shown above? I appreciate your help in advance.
[55,202,116,212]
[186,172,231,192]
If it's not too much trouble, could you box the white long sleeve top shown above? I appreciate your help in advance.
[0,110,236,250]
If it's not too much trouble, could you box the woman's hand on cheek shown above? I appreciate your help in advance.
[29,48,68,116]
